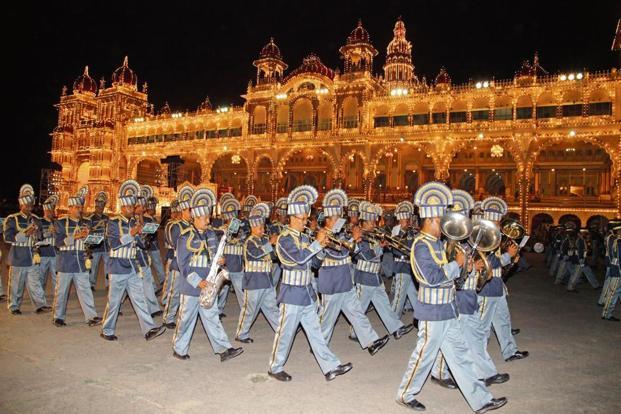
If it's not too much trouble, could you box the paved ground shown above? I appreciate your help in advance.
[1,253,620,414]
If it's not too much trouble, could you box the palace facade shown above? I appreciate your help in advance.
[50,18,621,230]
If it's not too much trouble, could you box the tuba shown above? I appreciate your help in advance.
[469,219,502,290]
[500,218,525,250]
[440,210,473,285]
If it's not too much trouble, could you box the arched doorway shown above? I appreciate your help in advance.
[586,215,608,232]
[342,152,365,197]
[281,148,333,194]
[177,157,202,186]
[459,173,475,193]
[531,213,554,241]
[485,172,505,196]
[211,154,249,198]
[255,157,273,200]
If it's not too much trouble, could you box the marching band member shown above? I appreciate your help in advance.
[146,194,166,288]
[3,184,50,315]
[52,191,101,327]
[601,222,621,321]
[234,203,280,343]
[554,224,577,285]
[391,200,418,318]
[87,192,110,290]
[173,187,243,361]
[477,197,528,362]
[351,201,414,340]
[346,198,361,231]
[161,200,181,307]
[268,185,352,382]
[396,182,506,413]
[39,195,59,292]
[598,220,620,306]
[100,180,165,341]
[433,190,510,388]
[162,184,195,329]
[267,197,288,286]
[135,186,162,316]
[566,229,600,292]
[219,194,246,310]
[317,189,390,355]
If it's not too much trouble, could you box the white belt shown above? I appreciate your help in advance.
[356,260,381,274]
[245,261,272,273]
[461,275,477,291]
[189,254,211,268]
[323,257,351,267]
[224,245,243,255]
[281,269,312,286]
[109,245,137,259]
[492,267,502,278]
[60,239,85,251]
[418,285,455,304]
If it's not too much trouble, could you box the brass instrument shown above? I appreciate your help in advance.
[361,228,410,255]
[468,219,502,290]
[440,210,473,286]
[305,226,355,252]
[499,218,526,277]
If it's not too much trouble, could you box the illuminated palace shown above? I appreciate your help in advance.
[50,18,621,230]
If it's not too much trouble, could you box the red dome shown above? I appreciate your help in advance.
[260,37,282,59]
[284,53,334,81]
[347,19,371,44]
[112,56,137,87]
[434,67,451,85]
[73,66,97,94]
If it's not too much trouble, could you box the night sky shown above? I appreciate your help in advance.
[5,1,620,201]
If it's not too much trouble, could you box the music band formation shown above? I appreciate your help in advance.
[2,180,619,413]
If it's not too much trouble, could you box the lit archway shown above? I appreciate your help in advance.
[210,153,249,198]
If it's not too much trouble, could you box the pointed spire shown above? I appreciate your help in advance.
[84,66,90,76]
[123,56,129,67]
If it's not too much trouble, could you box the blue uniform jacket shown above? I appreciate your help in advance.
[167,219,192,272]
[353,238,383,287]
[392,228,416,275]
[176,227,218,296]
[275,227,322,306]
[410,232,461,321]
[38,217,56,257]
[243,235,274,290]
[86,213,109,253]
[54,216,89,273]
[477,248,511,297]
[317,232,353,294]
[106,215,141,275]
[3,212,39,267]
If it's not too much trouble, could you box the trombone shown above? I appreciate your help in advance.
[362,228,410,255]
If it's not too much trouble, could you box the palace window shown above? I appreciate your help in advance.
[230,127,242,137]
[449,111,467,123]
[218,129,229,137]
[412,114,429,125]
[343,116,358,128]
[589,102,612,115]
[516,106,532,119]
[432,112,447,124]
[293,120,312,132]
[536,105,557,119]
[471,109,489,121]
[207,130,218,138]
[276,123,288,133]
[374,116,390,127]
[318,119,331,131]
[252,124,266,134]
[494,107,512,120]
[393,115,409,126]
[562,104,583,117]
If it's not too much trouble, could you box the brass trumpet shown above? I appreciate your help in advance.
[362,228,410,255]
[304,226,355,252]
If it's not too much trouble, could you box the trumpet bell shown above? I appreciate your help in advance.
[440,210,473,241]
[469,219,501,252]
[501,218,525,240]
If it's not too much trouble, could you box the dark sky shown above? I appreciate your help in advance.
[5,0,620,200]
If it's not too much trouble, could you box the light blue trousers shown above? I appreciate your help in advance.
[356,283,404,336]
[161,259,172,306]
[173,294,232,356]
[396,319,493,411]
[269,302,341,375]
[549,254,561,276]
[554,258,570,284]
[101,272,157,336]
[567,263,600,290]
[163,269,181,324]
[140,266,161,315]
[220,271,244,311]
[89,252,108,288]
[479,294,519,360]
[602,277,621,319]
[391,272,418,316]
[148,250,166,285]
[53,272,97,322]
[320,288,379,348]
[235,287,280,340]
[39,256,56,293]
[7,266,47,311]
